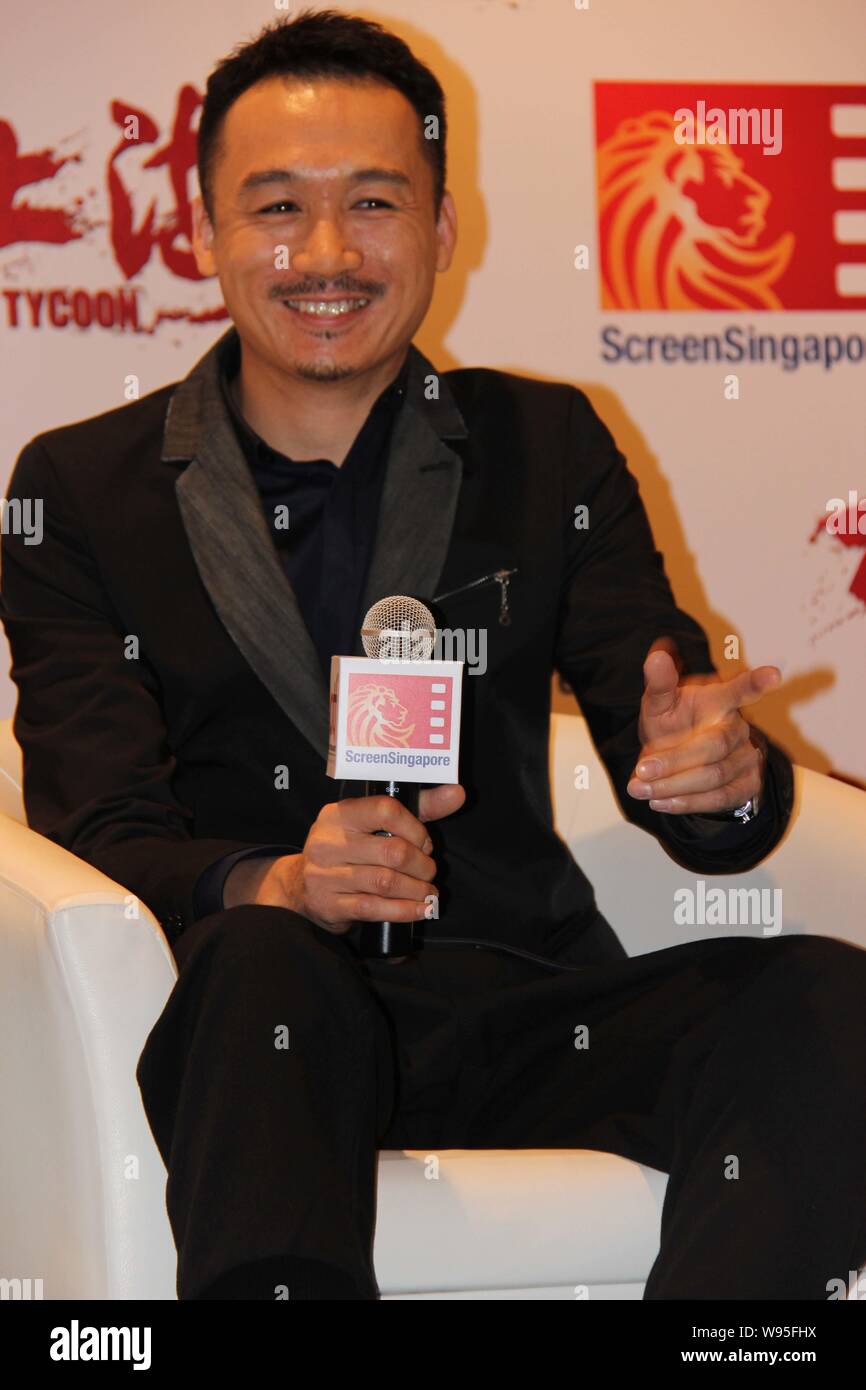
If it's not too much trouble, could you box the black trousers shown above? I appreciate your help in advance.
[135,905,866,1300]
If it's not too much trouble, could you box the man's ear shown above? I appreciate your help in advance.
[434,189,458,274]
[191,195,217,278]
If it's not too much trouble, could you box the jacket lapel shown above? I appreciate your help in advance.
[164,327,469,761]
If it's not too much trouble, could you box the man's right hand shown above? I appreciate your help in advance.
[222,784,466,932]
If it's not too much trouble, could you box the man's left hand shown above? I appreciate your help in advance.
[626,637,781,815]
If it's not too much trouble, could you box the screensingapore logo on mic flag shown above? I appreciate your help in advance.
[594,82,866,311]
[346,672,454,750]
[327,657,462,782]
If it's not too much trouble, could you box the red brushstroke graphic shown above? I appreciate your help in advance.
[1,84,231,331]
[810,510,866,606]
[0,119,85,247]
[107,84,202,281]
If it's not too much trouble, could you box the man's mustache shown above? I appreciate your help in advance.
[270,282,384,299]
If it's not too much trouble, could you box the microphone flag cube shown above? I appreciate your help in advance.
[326,654,464,784]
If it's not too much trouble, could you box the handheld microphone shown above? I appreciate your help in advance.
[326,595,464,960]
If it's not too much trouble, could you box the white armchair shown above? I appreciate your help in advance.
[1,713,864,1301]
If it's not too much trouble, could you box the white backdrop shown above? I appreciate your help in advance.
[2,0,864,779]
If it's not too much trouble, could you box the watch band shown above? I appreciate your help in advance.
[730,793,760,823]
[695,790,762,824]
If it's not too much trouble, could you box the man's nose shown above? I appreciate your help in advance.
[290,218,362,277]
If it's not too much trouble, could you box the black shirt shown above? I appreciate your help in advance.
[221,336,409,679]
[191,341,410,918]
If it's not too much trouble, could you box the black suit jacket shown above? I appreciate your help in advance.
[0,327,794,958]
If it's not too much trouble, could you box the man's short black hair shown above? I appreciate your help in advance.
[197,7,447,223]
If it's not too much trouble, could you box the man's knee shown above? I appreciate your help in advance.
[185,902,352,962]
[175,903,370,1005]
[750,932,866,1034]
[768,932,866,982]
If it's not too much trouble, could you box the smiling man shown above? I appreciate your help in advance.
[3,8,866,1304]
[195,73,454,464]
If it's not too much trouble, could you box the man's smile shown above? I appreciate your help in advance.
[278,295,375,328]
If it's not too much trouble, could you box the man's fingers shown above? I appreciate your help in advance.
[333,890,438,922]
[645,769,761,814]
[339,791,431,850]
[418,782,466,824]
[712,664,782,714]
[631,720,747,786]
[641,644,682,721]
[326,861,439,906]
[647,635,683,669]
[630,739,756,803]
[315,826,437,882]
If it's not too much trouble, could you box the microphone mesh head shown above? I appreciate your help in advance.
[361,595,436,661]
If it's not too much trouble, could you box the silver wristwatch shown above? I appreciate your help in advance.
[729,793,761,823]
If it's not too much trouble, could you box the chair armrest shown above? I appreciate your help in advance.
[0,814,178,1299]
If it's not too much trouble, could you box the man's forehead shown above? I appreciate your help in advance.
[229,74,415,126]
[223,80,421,172]
[236,164,413,188]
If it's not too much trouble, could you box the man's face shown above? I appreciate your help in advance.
[193,76,456,382]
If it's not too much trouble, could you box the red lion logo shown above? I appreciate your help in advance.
[347,682,416,747]
[597,111,794,309]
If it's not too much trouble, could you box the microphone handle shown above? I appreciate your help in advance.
[359,779,422,959]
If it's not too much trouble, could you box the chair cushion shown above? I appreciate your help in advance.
[373,1148,667,1296]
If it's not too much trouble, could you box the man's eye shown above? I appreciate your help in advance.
[258,199,394,214]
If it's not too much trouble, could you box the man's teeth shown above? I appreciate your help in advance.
[283,298,370,317]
